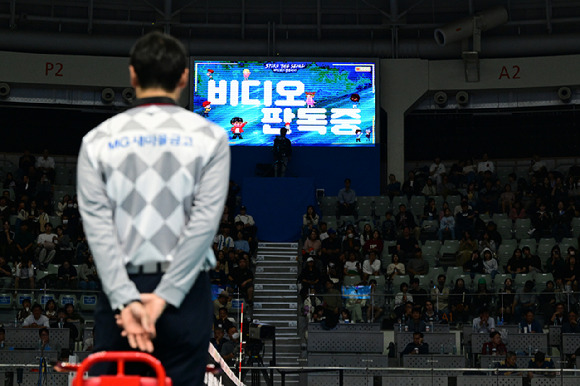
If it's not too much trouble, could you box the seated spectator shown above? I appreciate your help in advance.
[482,248,499,279]
[500,184,515,214]
[522,246,542,274]
[473,307,495,334]
[437,175,456,198]
[220,326,240,366]
[302,229,321,258]
[381,210,397,241]
[14,222,34,262]
[562,254,579,288]
[363,230,383,256]
[56,259,77,289]
[422,177,437,196]
[341,227,361,255]
[402,171,421,198]
[54,225,73,263]
[499,351,521,376]
[14,256,35,292]
[407,248,429,278]
[0,220,16,261]
[463,250,484,278]
[326,262,342,286]
[422,198,438,223]
[214,307,234,332]
[386,174,401,200]
[36,149,56,182]
[479,180,499,215]
[302,287,323,323]
[322,279,342,318]
[422,300,441,324]
[395,205,420,240]
[386,253,405,281]
[506,248,528,276]
[401,332,429,357]
[438,208,455,241]
[367,279,384,323]
[530,202,551,239]
[210,327,226,353]
[213,290,232,319]
[214,225,234,253]
[408,277,428,309]
[449,278,470,324]
[539,283,558,323]
[361,223,374,245]
[394,283,413,315]
[0,327,5,348]
[561,310,580,333]
[64,303,83,324]
[405,306,426,333]
[545,246,565,279]
[345,292,364,324]
[228,257,254,305]
[455,201,475,237]
[16,299,32,324]
[472,281,494,317]
[519,309,543,333]
[38,327,57,352]
[361,251,380,281]
[321,228,341,264]
[482,331,507,356]
[527,351,555,379]
[233,231,250,254]
[318,222,329,242]
[302,205,319,239]
[478,231,497,254]
[552,200,572,242]
[299,257,323,292]
[457,231,478,266]
[343,251,361,278]
[396,227,419,264]
[210,260,229,287]
[513,281,537,321]
[44,299,57,324]
[22,303,50,328]
[509,200,526,221]
[337,178,357,218]
[0,256,12,290]
[78,254,98,290]
[234,205,256,236]
[431,274,450,313]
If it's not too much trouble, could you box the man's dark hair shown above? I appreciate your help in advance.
[129,31,187,92]
[506,351,517,359]
[31,303,43,312]
[490,331,501,339]
[39,327,49,337]
[413,332,424,338]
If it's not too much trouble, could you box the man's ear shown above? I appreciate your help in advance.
[129,65,139,89]
[177,68,189,90]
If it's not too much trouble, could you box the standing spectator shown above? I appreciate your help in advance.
[552,200,572,242]
[273,127,292,177]
[337,178,357,218]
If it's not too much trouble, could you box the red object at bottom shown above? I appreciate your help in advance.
[72,351,172,386]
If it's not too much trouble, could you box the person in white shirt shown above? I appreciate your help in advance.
[362,251,381,280]
[35,149,56,182]
[429,157,446,185]
[234,206,255,227]
[472,307,495,334]
[477,153,495,174]
[36,223,57,268]
[22,304,50,328]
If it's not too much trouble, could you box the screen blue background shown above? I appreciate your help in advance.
[193,61,376,147]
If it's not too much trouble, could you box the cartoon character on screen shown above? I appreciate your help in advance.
[355,129,362,142]
[305,92,316,108]
[284,122,292,135]
[243,69,251,80]
[207,69,214,80]
[365,128,372,141]
[202,101,211,117]
[230,117,247,140]
[350,93,360,109]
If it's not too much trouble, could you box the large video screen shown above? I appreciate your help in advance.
[193,60,377,147]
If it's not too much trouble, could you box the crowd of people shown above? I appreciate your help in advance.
[297,154,580,334]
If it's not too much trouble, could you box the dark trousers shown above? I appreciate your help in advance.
[90,271,212,386]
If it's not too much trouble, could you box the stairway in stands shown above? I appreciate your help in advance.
[251,242,301,385]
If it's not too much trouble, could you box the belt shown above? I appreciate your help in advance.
[126,261,171,275]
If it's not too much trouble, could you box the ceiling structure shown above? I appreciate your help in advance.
[1,0,580,59]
